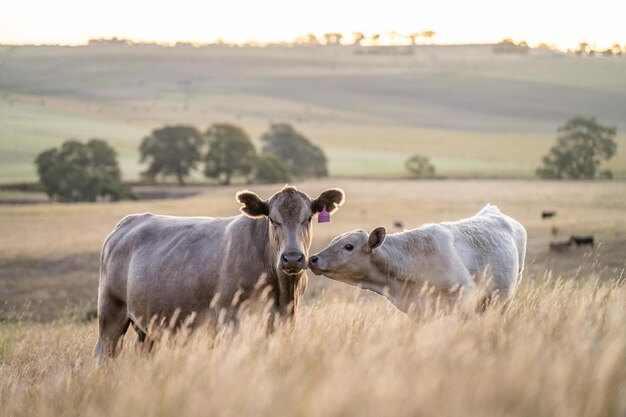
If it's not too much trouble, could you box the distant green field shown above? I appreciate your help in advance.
[0,98,146,182]
[1,44,625,182]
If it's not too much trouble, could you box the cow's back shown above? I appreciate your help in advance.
[448,207,526,296]
[100,212,249,330]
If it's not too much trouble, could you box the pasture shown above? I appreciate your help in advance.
[1,279,624,417]
[1,179,625,416]
[1,179,625,319]
[2,44,626,182]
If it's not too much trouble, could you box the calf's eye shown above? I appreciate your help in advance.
[344,244,354,251]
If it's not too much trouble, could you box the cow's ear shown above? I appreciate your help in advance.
[311,188,345,214]
[368,227,386,250]
[236,190,269,218]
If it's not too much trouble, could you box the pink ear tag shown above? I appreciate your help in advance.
[318,205,331,223]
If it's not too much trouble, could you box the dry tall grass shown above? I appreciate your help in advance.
[1,276,624,417]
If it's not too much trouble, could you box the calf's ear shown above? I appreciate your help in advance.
[236,190,269,218]
[368,227,386,250]
[311,188,345,214]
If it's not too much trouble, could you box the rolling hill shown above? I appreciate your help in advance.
[1,43,625,182]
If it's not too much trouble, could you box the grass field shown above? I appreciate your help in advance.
[0,179,625,416]
[1,43,626,415]
[1,278,625,417]
[1,179,625,320]
[2,44,626,182]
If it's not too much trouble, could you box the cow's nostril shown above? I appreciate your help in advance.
[310,256,318,264]
[297,254,304,262]
[281,254,289,263]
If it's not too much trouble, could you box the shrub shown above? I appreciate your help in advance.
[405,155,436,178]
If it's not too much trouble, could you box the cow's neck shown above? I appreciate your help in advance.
[274,271,306,315]
[367,234,428,313]
[372,234,425,283]
[368,233,465,314]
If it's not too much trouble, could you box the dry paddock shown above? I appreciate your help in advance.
[0,179,625,417]
[1,179,624,320]
[1,278,625,417]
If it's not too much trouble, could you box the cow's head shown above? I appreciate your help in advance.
[308,227,387,284]
[236,186,345,276]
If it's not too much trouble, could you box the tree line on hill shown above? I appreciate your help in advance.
[82,35,625,54]
[85,32,437,48]
[575,42,626,57]
[34,117,617,202]
[492,39,626,56]
[34,123,327,202]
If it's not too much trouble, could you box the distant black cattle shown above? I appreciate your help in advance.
[570,235,594,247]
[393,220,404,229]
[542,211,556,219]
[550,240,572,252]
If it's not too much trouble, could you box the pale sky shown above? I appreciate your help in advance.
[1,0,624,49]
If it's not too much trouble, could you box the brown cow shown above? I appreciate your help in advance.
[94,186,345,359]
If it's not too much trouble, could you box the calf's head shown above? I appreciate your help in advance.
[237,186,345,275]
[308,227,387,284]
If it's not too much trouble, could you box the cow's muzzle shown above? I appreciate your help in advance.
[281,251,306,275]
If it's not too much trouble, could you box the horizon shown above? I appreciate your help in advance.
[1,0,625,50]
[0,35,619,53]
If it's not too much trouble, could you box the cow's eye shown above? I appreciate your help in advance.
[344,243,354,251]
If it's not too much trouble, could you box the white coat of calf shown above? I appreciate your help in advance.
[308,205,527,314]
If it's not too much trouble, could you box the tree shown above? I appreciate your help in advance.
[295,33,319,45]
[85,139,130,198]
[536,117,617,179]
[139,125,204,185]
[405,155,435,178]
[352,32,365,45]
[407,33,421,45]
[611,44,623,55]
[35,139,131,202]
[577,42,590,55]
[204,123,256,185]
[323,33,343,45]
[493,39,530,54]
[254,155,291,183]
[421,30,436,41]
[260,123,328,178]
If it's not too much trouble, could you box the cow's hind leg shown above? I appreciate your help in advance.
[134,324,146,343]
[94,292,131,360]
[132,323,156,353]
